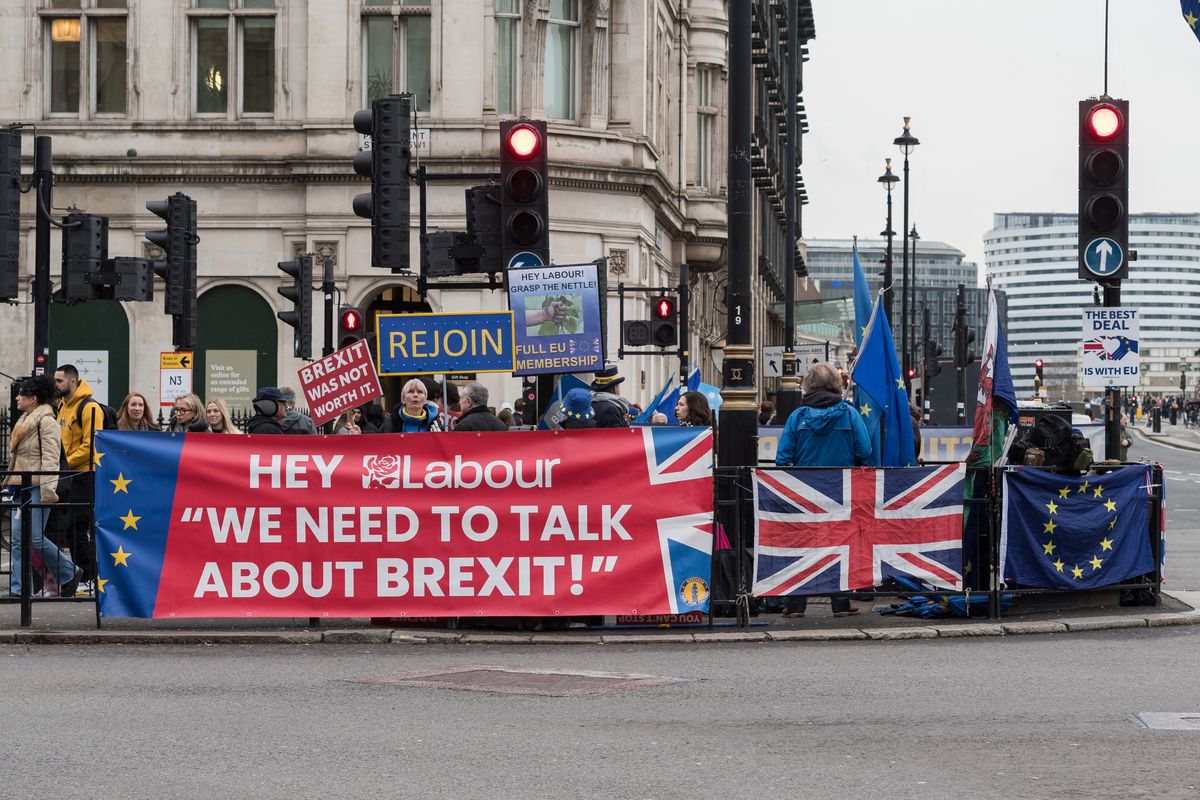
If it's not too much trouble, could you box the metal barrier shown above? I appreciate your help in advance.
[716,461,1163,624]
[0,467,97,628]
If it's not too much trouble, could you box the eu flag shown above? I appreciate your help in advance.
[1183,1,1200,43]
[850,292,915,467]
[852,243,873,348]
[1000,464,1155,589]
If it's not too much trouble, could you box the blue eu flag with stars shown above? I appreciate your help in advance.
[1183,1,1200,43]
[1001,464,1155,589]
[850,291,915,467]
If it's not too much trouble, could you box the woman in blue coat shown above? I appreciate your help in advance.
[773,362,871,618]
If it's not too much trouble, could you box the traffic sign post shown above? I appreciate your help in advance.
[159,351,194,408]
[1082,236,1124,279]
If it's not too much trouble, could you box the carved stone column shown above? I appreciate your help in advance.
[521,0,551,118]
[581,0,610,129]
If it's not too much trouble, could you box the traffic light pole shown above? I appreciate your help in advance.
[678,264,689,388]
[32,135,52,375]
[1104,282,1121,459]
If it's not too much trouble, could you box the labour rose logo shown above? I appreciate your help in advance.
[363,455,401,489]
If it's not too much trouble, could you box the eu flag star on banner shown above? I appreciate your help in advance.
[1000,464,1155,590]
[94,431,184,618]
[1183,0,1200,43]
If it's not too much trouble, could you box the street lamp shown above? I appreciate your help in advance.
[877,158,899,324]
[908,223,920,385]
[894,116,920,381]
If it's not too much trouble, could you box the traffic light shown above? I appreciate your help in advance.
[1034,358,1044,383]
[1181,372,1187,392]
[622,319,652,347]
[1078,98,1129,281]
[277,254,313,359]
[61,212,108,303]
[923,338,943,378]
[906,367,916,380]
[146,192,198,349]
[500,120,549,269]
[353,95,411,272]
[338,305,363,349]
[0,127,19,301]
[650,294,678,347]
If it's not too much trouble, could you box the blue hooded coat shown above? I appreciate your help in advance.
[775,390,872,468]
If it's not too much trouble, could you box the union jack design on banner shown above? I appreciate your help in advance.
[752,465,966,596]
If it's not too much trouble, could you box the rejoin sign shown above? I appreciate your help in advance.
[377,311,515,376]
[1081,307,1139,388]
[298,339,383,426]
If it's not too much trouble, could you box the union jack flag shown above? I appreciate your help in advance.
[752,464,966,596]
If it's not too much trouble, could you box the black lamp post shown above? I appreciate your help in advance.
[894,117,919,380]
[908,223,920,385]
[877,158,898,324]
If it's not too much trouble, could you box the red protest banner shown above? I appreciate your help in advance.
[93,428,716,619]
[297,339,383,426]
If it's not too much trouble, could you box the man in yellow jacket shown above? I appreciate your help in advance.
[54,364,105,587]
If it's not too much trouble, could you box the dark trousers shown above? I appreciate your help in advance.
[48,472,96,581]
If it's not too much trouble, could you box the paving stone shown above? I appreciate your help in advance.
[0,631,16,644]
[1145,613,1200,627]
[459,633,534,645]
[389,634,429,645]
[692,631,770,643]
[766,629,868,641]
[529,634,605,645]
[931,624,1006,637]
[1063,616,1148,632]
[999,621,1068,635]
[600,633,697,644]
[862,627,938,640]
[321,630,393,644]
[396,630,461,643]
[13,630,321,645]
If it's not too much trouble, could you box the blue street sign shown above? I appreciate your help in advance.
[1083,236,1124,278]
[507,251,544,270]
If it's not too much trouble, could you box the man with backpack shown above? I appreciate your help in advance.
[53,364,115,589]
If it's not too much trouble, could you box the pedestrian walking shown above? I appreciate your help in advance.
[7,376,82,598]
[53,363,105,584]
[773,362,872,618]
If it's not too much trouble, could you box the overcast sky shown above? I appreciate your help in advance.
[802,0,1199,277]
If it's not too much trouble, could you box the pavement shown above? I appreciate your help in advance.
[1133,422,1200,452]
[1,588,1196,645]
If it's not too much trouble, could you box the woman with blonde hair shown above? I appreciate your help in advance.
[205,398,242,434]
[168,393,208,432]
[117,392,158,431]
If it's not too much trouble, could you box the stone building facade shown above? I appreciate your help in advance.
[0,0,813,414]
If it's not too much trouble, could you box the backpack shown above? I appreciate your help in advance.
[75,396,118,431]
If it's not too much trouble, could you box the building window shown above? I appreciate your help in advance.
[363,2,431,112]
[545,0,578,119]
[191,0,276,117]
[494,0,520,114]
[694,66,716,188]
[43,0,128,117]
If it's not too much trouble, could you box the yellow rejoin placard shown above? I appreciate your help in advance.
[160,351,194,370]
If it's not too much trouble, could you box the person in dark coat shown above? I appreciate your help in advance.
[589,364,630,428]
[454,383,507,432]
[245,387,286,434]
[773,362,871,619]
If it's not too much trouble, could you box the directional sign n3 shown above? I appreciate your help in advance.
[1083,236,1124,278]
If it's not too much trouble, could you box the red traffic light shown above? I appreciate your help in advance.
[505,124,542,160]
[1086,104,1122,140]
[652,295,676,319]
[906,368,916,379]
[340,308,361,333]
[1034,358,1044,368]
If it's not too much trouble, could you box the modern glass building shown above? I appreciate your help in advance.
[985,212,1200,400]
